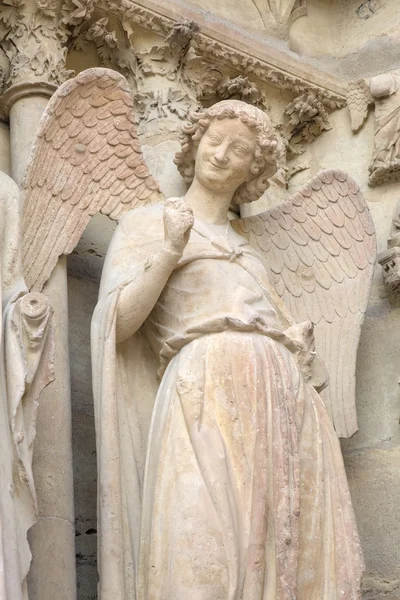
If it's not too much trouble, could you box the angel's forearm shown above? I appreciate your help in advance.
[115,244,181,344]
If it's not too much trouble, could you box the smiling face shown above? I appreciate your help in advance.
[194,118,257,194]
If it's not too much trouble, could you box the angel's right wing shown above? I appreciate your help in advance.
[22,68,163,292]
[346,78,373,132]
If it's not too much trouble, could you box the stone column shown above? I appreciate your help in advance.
[4,82,56,187]
[27,256,76,600]
[2,59,77,600]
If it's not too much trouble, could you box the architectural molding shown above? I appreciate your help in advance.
[2,80,57,112]
[99,0,346,108]
[0,0,346,125]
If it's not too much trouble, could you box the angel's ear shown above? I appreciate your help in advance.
[247,160,261,181]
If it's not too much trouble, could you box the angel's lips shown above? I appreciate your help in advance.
[207,161,227,170]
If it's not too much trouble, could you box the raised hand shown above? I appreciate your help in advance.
[163,197,194,255]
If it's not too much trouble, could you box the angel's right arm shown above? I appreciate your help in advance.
[115,199,193,342]
[115,242,181,344]
[100,203,192,344]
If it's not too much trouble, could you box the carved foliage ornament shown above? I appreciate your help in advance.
[95,0,344,109]
[283,91,332,155]
[0,0,344,129]
[0,0,72,90]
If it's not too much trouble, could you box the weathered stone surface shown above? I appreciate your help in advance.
[344,446,400,598]
[28,518,76,600]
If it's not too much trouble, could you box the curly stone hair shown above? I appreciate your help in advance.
[174,100,279,204]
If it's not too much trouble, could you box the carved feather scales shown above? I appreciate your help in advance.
[233,170,376,438]
[347,78,373,132]
[22,67,163,292]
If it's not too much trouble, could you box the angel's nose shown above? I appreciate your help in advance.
[214,147,229,164]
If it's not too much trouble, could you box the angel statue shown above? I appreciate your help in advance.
[347,71,400,185]
[0,172,53,599]
[19,68,375,599]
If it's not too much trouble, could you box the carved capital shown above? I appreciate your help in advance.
[0,0,71,93]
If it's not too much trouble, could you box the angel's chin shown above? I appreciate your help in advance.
[197,170,231,190]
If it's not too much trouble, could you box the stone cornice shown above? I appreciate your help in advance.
[100,0,346,107]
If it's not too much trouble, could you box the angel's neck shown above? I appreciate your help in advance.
[184,179,232,225]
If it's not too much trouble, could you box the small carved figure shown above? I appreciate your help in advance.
[0,172,53,600]
[21,68,376,600]
[377,197,400,296]
[347,71,400,185]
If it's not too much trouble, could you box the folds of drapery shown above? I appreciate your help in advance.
[0,172,54,599]
[91,205,364,600]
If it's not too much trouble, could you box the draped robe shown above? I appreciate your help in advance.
[92,203,364,600]
[0,173,53,599]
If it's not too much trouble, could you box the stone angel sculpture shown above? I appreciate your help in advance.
[0,173,53,600]
[347,71,400,185]
[20,68,376,600]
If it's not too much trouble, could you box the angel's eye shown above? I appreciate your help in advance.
[208,135,221,144]
[234,146,247,155]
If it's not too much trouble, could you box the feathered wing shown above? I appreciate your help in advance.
[233,170,376,438]
[22,67,163,292]
[346,78,373,132]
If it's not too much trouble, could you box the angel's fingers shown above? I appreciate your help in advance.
[183,211,194,230]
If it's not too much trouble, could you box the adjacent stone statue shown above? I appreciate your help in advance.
[347,71,400,185]
[19,68,376,600]
[0,172,53,599]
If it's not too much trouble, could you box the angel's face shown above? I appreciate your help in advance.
[194,118,257,193]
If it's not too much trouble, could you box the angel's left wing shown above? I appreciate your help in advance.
[233,170,376,438]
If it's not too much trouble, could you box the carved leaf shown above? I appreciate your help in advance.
[0,6,20,27]
[284,93,332,153]
[233,169,376,438]
[22,67,163,292]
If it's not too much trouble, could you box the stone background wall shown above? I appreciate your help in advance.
[2,0,400,598]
